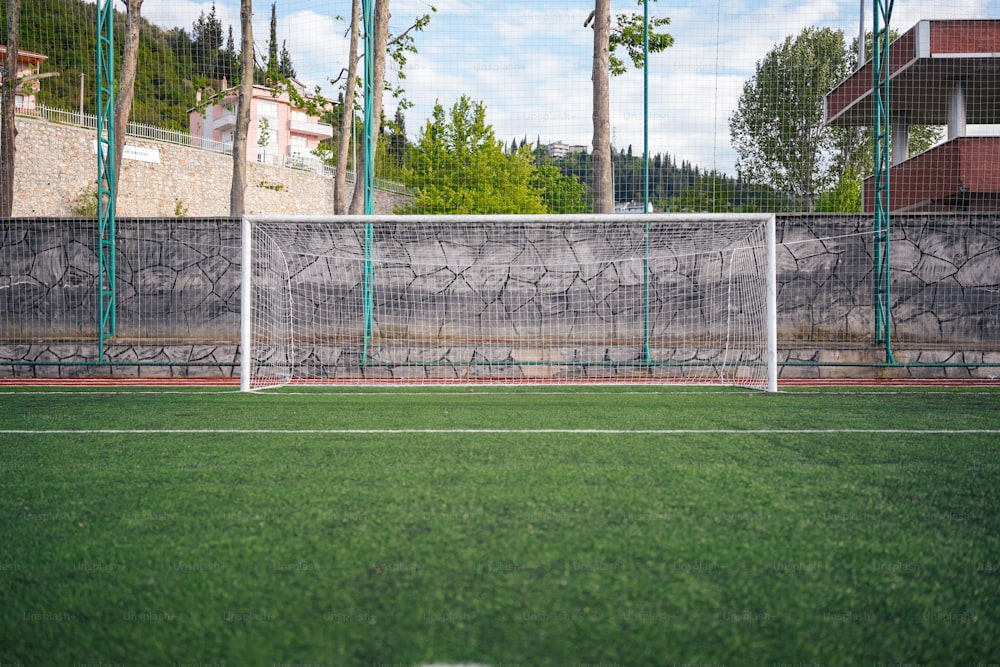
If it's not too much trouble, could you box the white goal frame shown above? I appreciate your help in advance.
[240,214,777,392]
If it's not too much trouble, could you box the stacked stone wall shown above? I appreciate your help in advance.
[773,214,1000,377]
[1,214,998,380]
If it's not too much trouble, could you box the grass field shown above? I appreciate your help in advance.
[1,385,999,666]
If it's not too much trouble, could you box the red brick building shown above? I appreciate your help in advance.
[824,19,1000,212]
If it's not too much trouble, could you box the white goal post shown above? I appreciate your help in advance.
[240,214,777,392]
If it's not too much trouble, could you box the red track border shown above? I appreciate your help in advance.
[0,378,240,387]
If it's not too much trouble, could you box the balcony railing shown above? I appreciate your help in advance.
[213,112,236,132]
[289,117,334,139]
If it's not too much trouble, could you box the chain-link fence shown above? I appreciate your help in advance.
[2,1,998,216]
[1,1,998,379]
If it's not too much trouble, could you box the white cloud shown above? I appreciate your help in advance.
[892,0,998,28]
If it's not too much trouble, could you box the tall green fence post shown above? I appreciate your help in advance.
[872,0,895,363]
[360,0,375,364]
[96,0,116,360]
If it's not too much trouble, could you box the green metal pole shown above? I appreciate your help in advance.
[642,1,652,363]
[643,222,651,364]
[643,0,650,214]
[360,0,375,364]
[362,0,375,215]
[872,0,894,363]
[96,0,116,360]
[362,221,374,365]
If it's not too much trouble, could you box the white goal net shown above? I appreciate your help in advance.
[241,214,777,391]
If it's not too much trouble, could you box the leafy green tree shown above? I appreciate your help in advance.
[587,0,673,212]
[402,96,546,214]
[665,174,743,213]
[533,164,590,213]
[230,0,254,215]
[114,0,144,194]
[221,27,238,83]
[166,27,193,67]
[815,166,862,212]
[1,0,20,216]
[279,41,295,78]
[386,107,408,168]
[729,27,851,212]
[608,2,673,75]
[192,4,224,79]
[263,4,295,80]
[730,26,943,213]
[344,0,435,213]
[6,0,200,129]
[268,3,279,77]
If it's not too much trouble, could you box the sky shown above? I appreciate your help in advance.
[138,0,1000,176]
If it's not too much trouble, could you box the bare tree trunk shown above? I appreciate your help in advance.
[1,0,21,217]
[230,0,254,217]
[590,0,613,214]
[349,0,390,215]
[113,0,142,194]
[334,0,360,215]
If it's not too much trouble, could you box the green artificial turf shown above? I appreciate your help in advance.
[1,386,998,666]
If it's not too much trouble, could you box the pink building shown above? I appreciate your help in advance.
[0,46,49,113]
[189,78,334,170]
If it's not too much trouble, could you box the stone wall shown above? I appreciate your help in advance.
[1,214,998,380]
[776,214,1000,344]
[775,214,1000,376]
[9,116,406,216]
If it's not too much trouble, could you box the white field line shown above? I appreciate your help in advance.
[1,428,999,435]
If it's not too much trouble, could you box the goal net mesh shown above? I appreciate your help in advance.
[243,214,774,389]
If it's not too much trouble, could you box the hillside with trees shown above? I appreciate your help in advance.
[530,143,784,213]
[3,0,238,130]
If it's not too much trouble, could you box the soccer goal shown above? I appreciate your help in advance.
[240,214,777,391]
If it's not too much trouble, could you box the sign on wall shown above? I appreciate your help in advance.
[90,140,161,164]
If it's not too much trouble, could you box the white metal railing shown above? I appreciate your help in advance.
[189,136,233,154]
[16,103,414,195]
[285,152,336,178]
[21,104,229,152]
